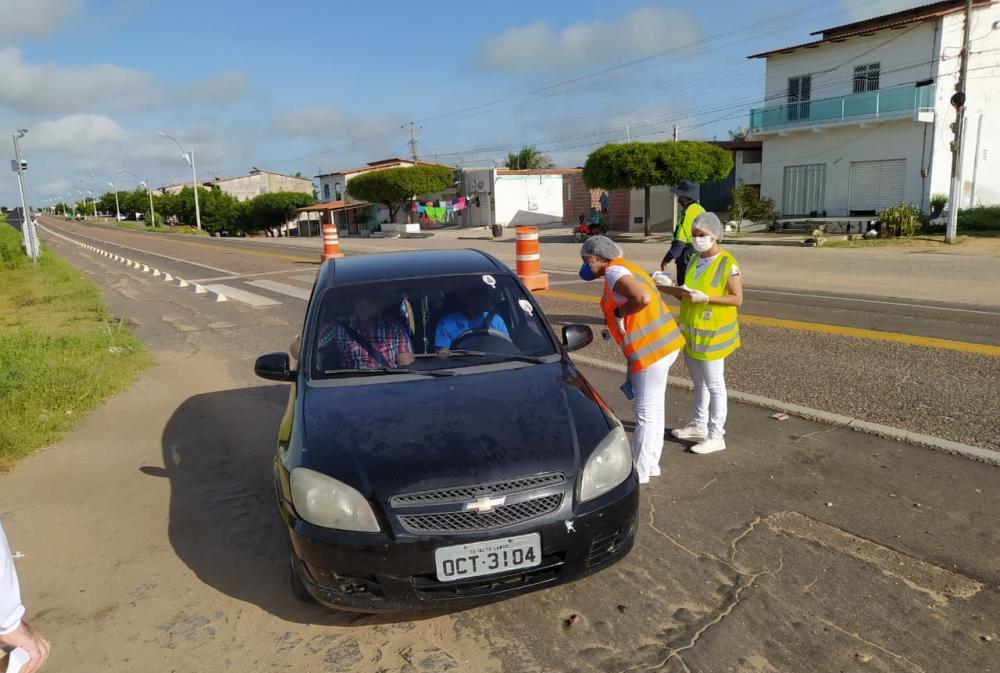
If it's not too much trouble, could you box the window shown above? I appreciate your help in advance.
[782,164,826,216]
[334,183,343,200]
[322,184,330,200]
[741,149,762,164]
[853,63,881,93]
[787,75,812,120]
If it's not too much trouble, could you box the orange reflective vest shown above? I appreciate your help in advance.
[601,258,686,374]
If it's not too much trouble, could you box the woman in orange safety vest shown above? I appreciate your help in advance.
[579,236,686,483]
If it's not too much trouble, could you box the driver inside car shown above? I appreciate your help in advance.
[435,284,510,352]
[318,290,415,369]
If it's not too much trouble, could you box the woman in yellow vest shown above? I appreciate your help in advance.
[579,236,686,482]
[656,213,742,455]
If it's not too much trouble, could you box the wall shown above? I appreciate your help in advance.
[493,173,564,227]
[562,173,598,224]
[760,121,930,216]
[763,21,939,107]
[628,185,676,232]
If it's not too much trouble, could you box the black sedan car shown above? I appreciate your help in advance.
[255,249,639,611]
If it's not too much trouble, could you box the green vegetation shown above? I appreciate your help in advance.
[930,194,948,219]
[504,146,554,170]
[583,141,733,236]
[878,204,921,237]
[920,205,1000,235]
[728,184,778,233]
[0,219,149,466]
[346,164,454,222]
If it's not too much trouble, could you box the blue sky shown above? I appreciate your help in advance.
[1,0,914,206]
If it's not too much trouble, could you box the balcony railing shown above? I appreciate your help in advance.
[749,83,935,132]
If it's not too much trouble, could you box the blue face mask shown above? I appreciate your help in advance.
[579,262,596,281]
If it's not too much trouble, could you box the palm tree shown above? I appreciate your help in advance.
[504,146,555,170]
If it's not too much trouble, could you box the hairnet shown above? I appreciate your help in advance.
[580,235,623,260]
[692,211,724,240]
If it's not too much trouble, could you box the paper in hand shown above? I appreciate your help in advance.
[5,648,30,673]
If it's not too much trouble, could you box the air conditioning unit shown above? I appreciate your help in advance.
[474,179,487,192]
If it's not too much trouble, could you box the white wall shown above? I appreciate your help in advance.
[628,186,676,232]
[763,21,940,106]
[761,121,930,216]
[493,174,563,227]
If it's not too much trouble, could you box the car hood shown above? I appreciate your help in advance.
[300,361,613,502]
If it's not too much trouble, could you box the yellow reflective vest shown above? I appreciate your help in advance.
[600,258,686,374]
[674,202,705,244]
[678,250,740,361]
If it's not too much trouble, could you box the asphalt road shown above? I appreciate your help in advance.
[35,217,1000,451]
[3,216,996,673]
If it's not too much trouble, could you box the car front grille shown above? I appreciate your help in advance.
[398,493,563,534]
[390,473,566,508]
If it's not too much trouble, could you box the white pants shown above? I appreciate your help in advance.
[685,355,728,438]
[630,350,679,480]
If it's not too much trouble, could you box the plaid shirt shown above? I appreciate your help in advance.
[318,315,412,369]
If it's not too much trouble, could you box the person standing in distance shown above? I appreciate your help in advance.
[578,236,686,482]
[1,523,50,673]
[656,212,742,454]
[660,180,705,285]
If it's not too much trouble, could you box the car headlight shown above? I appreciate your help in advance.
[578,426,633,503]
[290,468,380,532]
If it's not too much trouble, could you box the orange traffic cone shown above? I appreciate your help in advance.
[515,226,548,291]
[321,221,344,261]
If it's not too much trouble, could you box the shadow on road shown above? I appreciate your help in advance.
[149,384,454,626]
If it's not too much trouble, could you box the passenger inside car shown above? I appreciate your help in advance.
[317,289,415,370]
[434,284,510,352]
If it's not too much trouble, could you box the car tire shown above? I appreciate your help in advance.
[289,555,315,603]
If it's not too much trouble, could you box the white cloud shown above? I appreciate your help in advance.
[840,0,919,22]
[478,6,703,72]
[176,71,255,106]
[0,47,153,115]
[31,114,130,153]
[0,0,80,39]
[270,106,401,139]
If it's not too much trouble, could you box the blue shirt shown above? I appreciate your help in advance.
[435,312,509,349]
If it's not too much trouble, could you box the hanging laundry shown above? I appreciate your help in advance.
[417,204,426,214]
[424,206,446,222]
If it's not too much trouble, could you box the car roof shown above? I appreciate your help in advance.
[316,249,510,289]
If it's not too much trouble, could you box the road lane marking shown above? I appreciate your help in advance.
[766,511,983,603]
[187,268,305,283]
[538,289,1000,357]
[291,274,317,284]
[246,279,312,300]
[746,288,1000,317]
[203,284,280,307]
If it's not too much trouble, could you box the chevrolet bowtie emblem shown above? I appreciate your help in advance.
[464,495,506,513]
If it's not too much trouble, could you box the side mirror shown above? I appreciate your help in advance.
[255,352,296,382]
[562,324,594,353]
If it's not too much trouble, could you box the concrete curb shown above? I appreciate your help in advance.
[570,353,1000,466]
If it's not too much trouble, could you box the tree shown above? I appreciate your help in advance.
[728,184,777,233]
[504,146,555,170]
[245,192,315,235]
[583,141,733,237]
[728,126,750,141]
[346,164,453,222]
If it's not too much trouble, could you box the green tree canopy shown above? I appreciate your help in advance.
[245,192,315,234]
[504,146,555,170]
[583,141,733,236]
[346,164,453,221]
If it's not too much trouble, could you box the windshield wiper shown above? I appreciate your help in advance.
[443,350,548,365]
[321,367,455,377]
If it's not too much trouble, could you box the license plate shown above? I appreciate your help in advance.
[434,533,541,582]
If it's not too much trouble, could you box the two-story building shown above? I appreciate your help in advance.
[157,168,313,201]
[748,0,999,217]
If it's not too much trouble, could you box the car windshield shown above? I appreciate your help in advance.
[310,273,558,378]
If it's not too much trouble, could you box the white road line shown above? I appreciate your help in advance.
[246,279,311,301]
[203,284,280,307]
[290,274,317,284]
[187,268,305,283]
[745,288,1000,316]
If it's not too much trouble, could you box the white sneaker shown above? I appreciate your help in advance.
[691,436,726,455]
[671,424,708,440]
[650,465,661,477]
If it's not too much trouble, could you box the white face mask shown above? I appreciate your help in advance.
[692,235,714,252]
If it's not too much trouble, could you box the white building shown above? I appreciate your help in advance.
[157,168,313,202]
[748,0,1000,217]
[458,168,573,229]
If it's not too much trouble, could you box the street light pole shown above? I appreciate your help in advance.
[11,129,39,262]
[158,131,202,230]
[945,0,973,244]
[108,181,120,221]
[116,169,156,227]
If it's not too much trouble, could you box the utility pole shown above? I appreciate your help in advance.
[626,123,630,142]
[672,125,679,230]
[945,0,973,244]
[403,122,422,162]
[11,130,39,263]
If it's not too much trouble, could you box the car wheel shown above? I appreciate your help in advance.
[289,555,315,603]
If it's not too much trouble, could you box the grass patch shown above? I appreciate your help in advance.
[72,217,209,236]
[819,234,994,248]
[0,219,150,467]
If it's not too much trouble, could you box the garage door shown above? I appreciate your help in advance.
[849,160,905,214]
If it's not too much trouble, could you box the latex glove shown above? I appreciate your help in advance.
[687,290,710,304]
[651,271,673,287]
